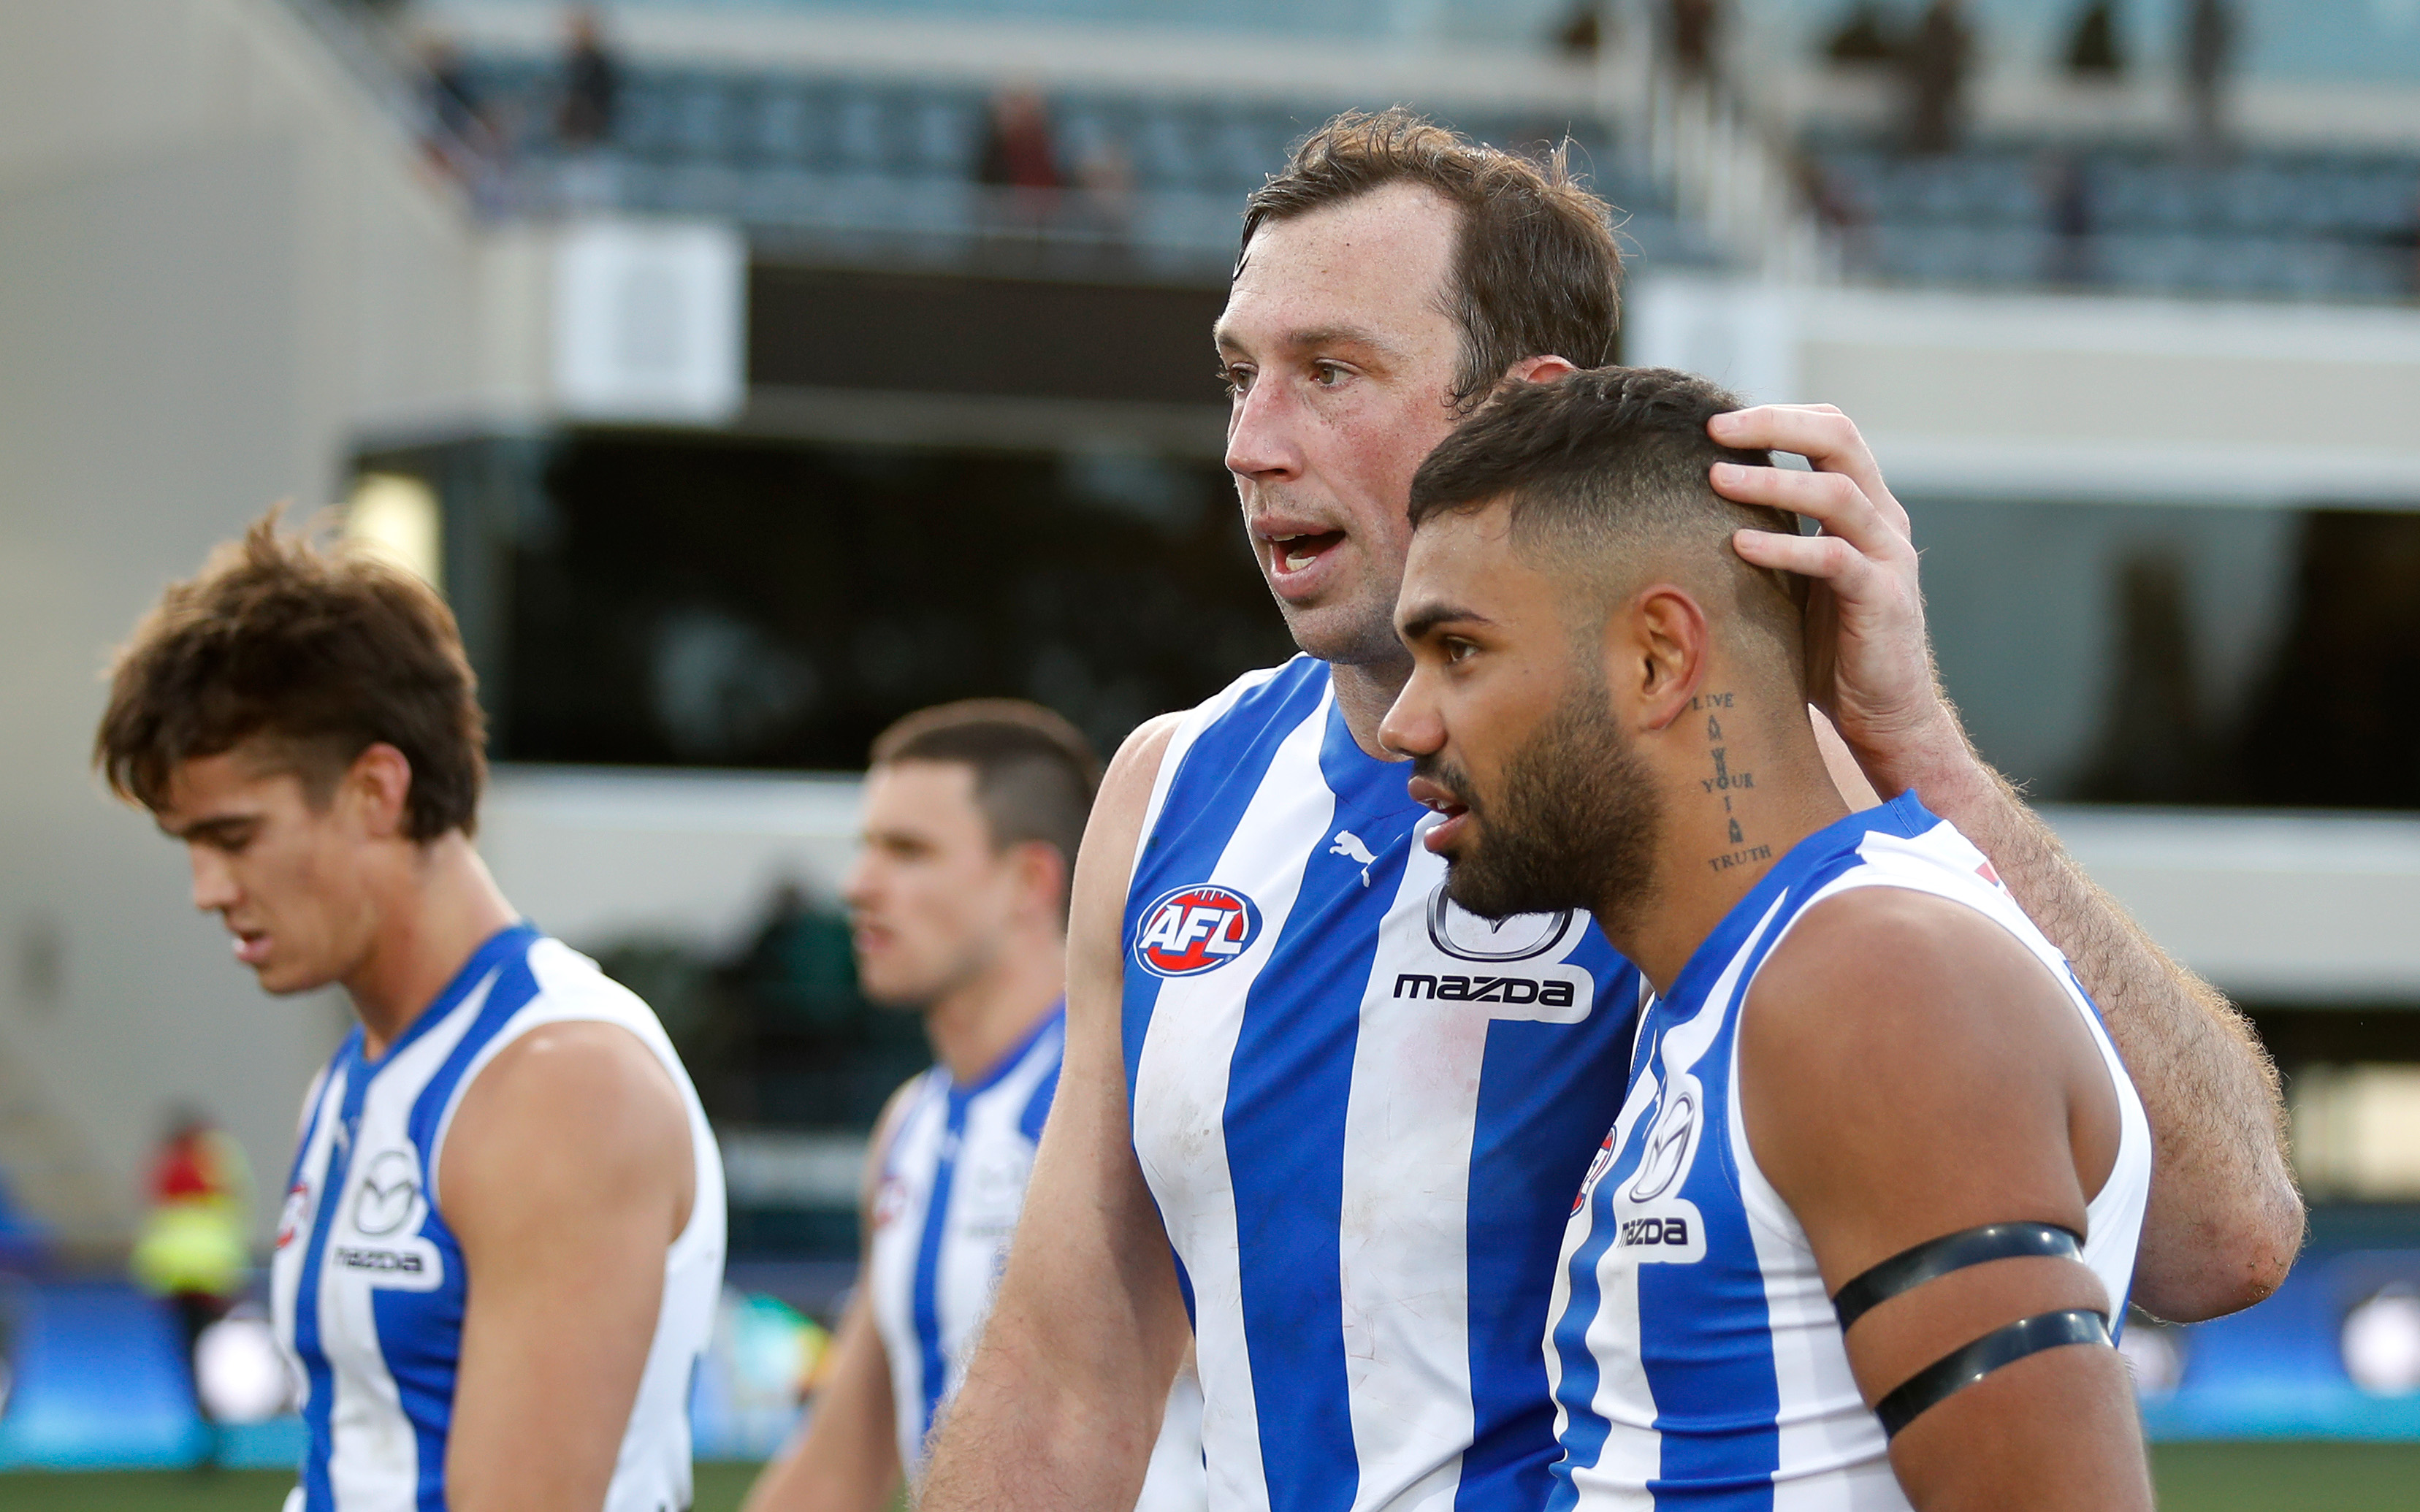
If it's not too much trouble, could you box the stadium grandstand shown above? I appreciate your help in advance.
[2,0,2420,1505]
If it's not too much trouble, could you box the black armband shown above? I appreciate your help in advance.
[1874,1307,2112,1438]
[1831,1222,2083,1332]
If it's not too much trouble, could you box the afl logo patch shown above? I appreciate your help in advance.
[1133,885,1261,978]
[275,1183,309,1250]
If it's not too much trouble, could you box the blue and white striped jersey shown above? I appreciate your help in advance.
[867,1008,1205,1510]
[1545,795,2150,1511]
[1123,656,1645,1512]
[270,925,727,1512]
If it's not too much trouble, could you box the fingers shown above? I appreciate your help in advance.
[1713,463,1914,565]
[1733,527,1871,585]
[1707,405,1909,535]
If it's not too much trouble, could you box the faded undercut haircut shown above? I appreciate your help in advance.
[96,513,487,839]
[1408,366,1808,675]
[870,700,1102,918]
[1242,107,1625,412]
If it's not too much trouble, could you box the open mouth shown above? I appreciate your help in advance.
[1408,774,1474,853]
[232,929,271,966]
[1267,530,1345,575]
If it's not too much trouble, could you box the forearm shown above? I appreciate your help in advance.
[1873,723,2301,1318]
[747,1421,898,1512]
[919,1286,1176,1512]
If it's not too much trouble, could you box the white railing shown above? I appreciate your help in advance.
[1636,60,1833,283]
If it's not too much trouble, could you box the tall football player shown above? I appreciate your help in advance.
[96,520,725,1512]
[921,111,2299,1512]
[744,702,1203,1512]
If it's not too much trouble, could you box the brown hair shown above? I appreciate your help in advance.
[870,700,1101,904]
[1242,107,1625,411]
[96,514,487,841]
[1409,366,1805,665]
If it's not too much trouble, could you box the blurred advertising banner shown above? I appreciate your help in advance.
[554,218,747,424]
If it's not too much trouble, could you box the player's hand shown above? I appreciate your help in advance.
[1709,404,1963,791]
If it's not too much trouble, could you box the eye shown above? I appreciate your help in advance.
[1311,361,1350,388]
[1218,363,1254,397]
[1443,637,1478,664]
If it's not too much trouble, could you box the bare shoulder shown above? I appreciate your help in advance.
[861,1072,928,1192]
[1747,884,2074,1083]
[1092,712,1186,831]
[1741,884,2111,1271]
[1069,713,1186,934]
[439,1019,692,1235]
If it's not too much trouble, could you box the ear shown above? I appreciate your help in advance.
[346,743,416,841]
[1008,839,1070,926]
[1502,354,1579,387]
[1607,586,1711,733]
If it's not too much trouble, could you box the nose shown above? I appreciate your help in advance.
[188,846,238,914]
[1224,375,1302,484]
[841,849,880,915]
[1378,668,1445,762]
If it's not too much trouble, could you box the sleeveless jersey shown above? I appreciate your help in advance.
[270,924,727,1512]
[1544,795,2151,1511]
[1123,656,1645,1512]
[866,1009,1206,1511]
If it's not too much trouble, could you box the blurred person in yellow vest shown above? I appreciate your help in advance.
[132,1107,254,1421]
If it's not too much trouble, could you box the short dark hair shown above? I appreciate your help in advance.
[96,514,487,840]
[1242,107,1625,412]
[1409,367,1805,662]
[869,700,1101,896]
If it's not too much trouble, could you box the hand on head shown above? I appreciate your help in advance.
[1707,405,1956,790]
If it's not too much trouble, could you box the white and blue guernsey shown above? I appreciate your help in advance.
[1123,656,1645,1512]
[1543,795,2150,1511]
[867,1008,1205,1510]
[270,924,727,1512]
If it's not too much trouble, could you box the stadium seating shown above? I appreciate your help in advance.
[1810,140,2420,302]
[436,56,1719,280]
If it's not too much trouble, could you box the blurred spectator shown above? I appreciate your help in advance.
[1556,1,1609,61]
[557,7,619,150]
[131,1110,252,1452]
[2184,0,2235,159]
[2065,1,2125,79]
[2044,152,2096,285]
[1904,0,1973,154]
[977,88,1065,253]
[1795,149,1871,271]
[1076,142,1137,264]
[977,88,1065,194]
[1667,0,1721,84]
[1824,2,1899,67]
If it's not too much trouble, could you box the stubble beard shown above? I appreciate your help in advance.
[1271,559,1408,671]
[1432,673,1663,928]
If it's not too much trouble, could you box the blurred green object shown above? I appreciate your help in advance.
[10,1445,2420,1508]
[128,1205,247,1301]
[2148,1440,2420,1509]
[0,1463,765,1509]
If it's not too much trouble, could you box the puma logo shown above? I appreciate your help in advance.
[1329,831,1377,887]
